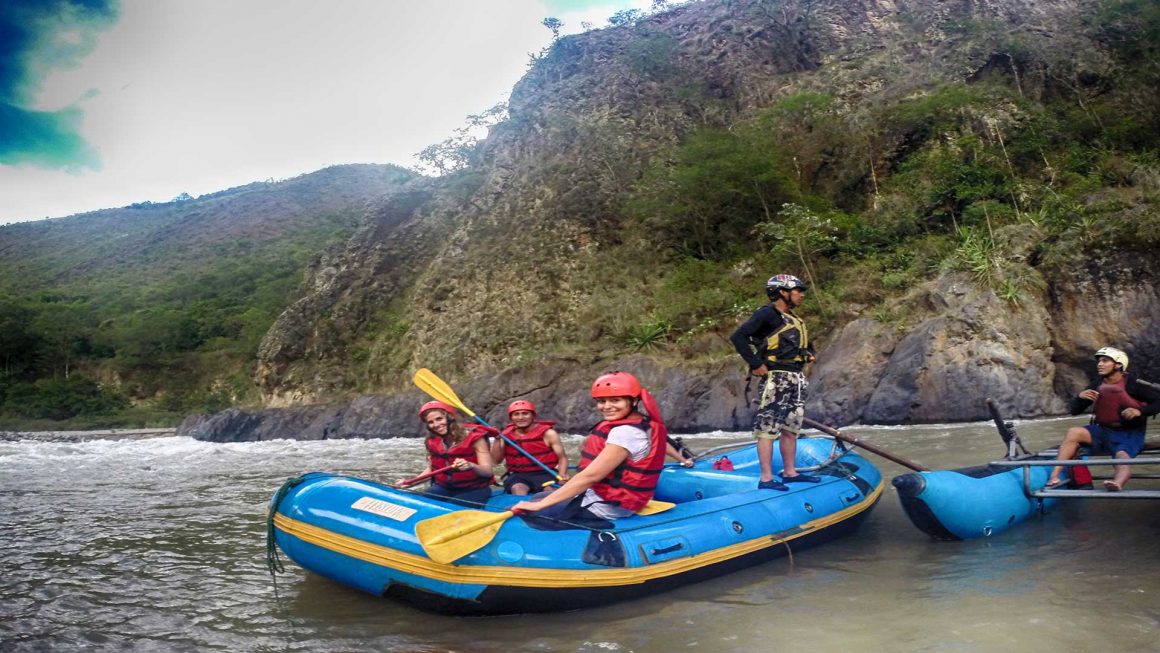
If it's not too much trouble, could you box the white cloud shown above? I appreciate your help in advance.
[2,0,661,224]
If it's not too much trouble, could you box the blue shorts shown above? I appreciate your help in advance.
[1085,424,1145,458]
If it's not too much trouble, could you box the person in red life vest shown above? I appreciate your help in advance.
[512,372,679,521]
[1046,347,1160,491]
[398,400,496,507]
[729,273,819,490]
[491,400,570,495]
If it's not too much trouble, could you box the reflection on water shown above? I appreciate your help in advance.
[2,418,1158,652]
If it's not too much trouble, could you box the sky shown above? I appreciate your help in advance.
[0,0,660,224]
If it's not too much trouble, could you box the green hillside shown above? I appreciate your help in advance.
[4,0,1160,428]
[0,164,413,428]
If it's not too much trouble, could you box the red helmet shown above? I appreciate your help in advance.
[418,400,457,421]
[508,400,536,416]
[591,372,642,399]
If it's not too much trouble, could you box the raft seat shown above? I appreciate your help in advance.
[655,469,757,503]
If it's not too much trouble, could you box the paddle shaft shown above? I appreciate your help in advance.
[803,416,930,472]
[398,465,455,488]
[481,415,564,483]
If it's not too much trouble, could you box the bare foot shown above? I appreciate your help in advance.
[1103,480,1122,492]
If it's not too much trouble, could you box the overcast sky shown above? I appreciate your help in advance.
[0,0,657,224]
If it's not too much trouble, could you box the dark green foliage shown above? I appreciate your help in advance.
[626,128,798,259]
[608,8,645,27]
[1,376,127,421]
[1094,0,1160,65]
[0,165,407,426]
[0,295,41,377]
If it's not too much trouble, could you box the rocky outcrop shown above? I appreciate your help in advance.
[202,247,1160,440]
[1046,252,1160,394]
[808,256,1160,425]
[180,394,426,442]
[806,274,1067,424]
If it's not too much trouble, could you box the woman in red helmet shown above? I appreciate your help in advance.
[512,372,673,521]
[400,400,496,507]
[491,400,570,495]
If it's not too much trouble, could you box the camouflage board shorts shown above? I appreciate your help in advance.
[753,370,808,438]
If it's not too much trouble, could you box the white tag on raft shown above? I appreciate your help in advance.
[351,497,418,522]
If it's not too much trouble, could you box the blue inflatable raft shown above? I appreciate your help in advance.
[892,453,1061,540]
[268,438,883,615]
[892,399,1061,540]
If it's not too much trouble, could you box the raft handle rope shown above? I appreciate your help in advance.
[266,474,309,576]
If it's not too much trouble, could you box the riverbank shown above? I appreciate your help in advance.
[0,428,178,443]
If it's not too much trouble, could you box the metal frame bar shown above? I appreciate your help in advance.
[985,456,1160,500]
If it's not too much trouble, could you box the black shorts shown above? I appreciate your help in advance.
[503,471,558,493]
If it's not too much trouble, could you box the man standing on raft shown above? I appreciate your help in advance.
[1046,347,1160,491]
[730,273,819,490]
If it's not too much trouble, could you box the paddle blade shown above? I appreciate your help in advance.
[636,499,675,516]
[415,510,514,564]
[413,368,477,418]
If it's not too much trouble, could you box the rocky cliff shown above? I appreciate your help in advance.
[202,0,1160,441]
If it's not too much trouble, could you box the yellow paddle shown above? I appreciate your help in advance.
[416,509,517,564]
[415,498,675,564]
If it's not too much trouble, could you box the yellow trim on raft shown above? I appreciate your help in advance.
[274,481,883,588]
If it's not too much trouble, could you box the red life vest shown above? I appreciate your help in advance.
[1094,379,1144,427]
[500,420,559,474]
[426,424,492,489]
[578,415,666,511]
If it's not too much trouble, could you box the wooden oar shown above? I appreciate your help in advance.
[397,465,455,488]
[803,416,929,472]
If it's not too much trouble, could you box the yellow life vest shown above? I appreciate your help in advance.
[765,310,810,365]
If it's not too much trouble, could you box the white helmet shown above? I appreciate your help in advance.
[1094,346,1129,371]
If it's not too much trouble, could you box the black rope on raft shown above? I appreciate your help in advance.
[266,475,308,577]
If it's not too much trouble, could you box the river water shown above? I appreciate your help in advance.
[2,417,1158,652]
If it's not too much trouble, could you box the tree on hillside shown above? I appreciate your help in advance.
[0,297,39,377]
[542,17,562,40]
[755,202,837,298]
[29,302,94,379]
[415,102,508,175]
[627,128,798,259]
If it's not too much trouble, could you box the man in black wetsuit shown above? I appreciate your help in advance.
[730,274,819,490]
